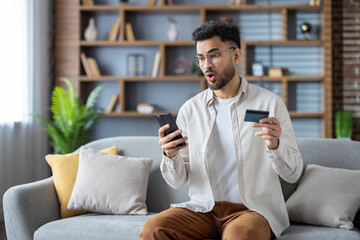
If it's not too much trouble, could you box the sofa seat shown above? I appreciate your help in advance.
[278,224,360,240]
[34,212,360,240]
[34,213,155,240]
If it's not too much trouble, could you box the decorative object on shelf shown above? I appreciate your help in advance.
[33,77,104,154]
[300,22,312,40]
[335,110,353,140]
[309,0,321,6]
[252,62,264,77]
[167,17,179,41]
[218,17,232,23]
[127,54,146,76]
[119,0,128,4]
[269,67,287,78]
[173,56,192,75]
[137,103,155,114]
[191,62,203,76]
[166,0,173,5]
[84,18,98,41]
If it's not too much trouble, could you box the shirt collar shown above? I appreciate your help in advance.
[206,75,248,107]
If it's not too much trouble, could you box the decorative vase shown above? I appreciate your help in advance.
[84,18,98,41]
[167,23,179,41]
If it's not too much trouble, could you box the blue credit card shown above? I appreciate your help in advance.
[244,109,269,123]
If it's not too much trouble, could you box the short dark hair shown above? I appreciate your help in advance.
[191,20,241,49]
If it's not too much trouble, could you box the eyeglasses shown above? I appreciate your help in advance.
[193,47,235,67]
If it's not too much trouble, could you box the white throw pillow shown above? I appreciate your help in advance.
[67,147,153,215]
[286,164,360,230]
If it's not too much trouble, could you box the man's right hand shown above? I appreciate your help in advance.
[158,124,188,158]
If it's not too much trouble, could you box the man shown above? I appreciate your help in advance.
[140,20,303,240]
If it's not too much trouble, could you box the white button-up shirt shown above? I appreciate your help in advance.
[160,77,303,237]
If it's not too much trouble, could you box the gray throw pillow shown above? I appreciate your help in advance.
[286,164,360,230]
[68,147,153,215]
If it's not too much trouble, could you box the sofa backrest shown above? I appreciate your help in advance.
[83,136,360,213]
[296,138,360,170]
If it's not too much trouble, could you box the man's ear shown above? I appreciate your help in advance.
[234,48,241,64]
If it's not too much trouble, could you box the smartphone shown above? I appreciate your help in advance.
[154,113,186,146]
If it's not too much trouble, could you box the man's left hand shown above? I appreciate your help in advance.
[252,117,281,150]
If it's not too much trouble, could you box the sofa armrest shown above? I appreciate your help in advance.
[3,177,60,240]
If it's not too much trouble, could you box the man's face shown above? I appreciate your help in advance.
[196,36,237,91]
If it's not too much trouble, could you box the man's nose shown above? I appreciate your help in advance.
[202,57,213,69]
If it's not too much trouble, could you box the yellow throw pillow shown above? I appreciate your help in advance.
[45,146,118,219]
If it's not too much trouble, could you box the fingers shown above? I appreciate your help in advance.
[158,125,187,158]
[252,117,281,150]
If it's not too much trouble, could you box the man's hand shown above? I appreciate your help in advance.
[158,124,188,158]
[252,117,281,150]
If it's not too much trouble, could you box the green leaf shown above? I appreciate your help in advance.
[32,78,105,154]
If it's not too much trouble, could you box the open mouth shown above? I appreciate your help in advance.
[206,72,216,82]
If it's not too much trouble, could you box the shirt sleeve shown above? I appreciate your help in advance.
[266,98,304,183]
[160,151,188,189]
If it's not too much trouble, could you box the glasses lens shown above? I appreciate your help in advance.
[194,57,200,66]
[208,52,219,65]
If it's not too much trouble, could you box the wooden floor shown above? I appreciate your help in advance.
[0,221,6,240]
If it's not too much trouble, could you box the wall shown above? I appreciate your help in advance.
[332,0,360,141]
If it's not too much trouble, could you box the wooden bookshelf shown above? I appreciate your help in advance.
[55,0,332,137]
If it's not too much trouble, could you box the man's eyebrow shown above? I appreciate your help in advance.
[197,47,220,56]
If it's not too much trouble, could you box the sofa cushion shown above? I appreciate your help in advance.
[286,164,360,230]
[68,147,153,215]
[45,146,118,219]
[278,224,360,240]
[34,213,155,240]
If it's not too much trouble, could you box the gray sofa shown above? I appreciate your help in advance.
[3,136,360,240]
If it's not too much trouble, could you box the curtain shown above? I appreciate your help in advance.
[0,0,54,220]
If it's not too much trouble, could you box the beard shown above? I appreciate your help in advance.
[207,64,236,91]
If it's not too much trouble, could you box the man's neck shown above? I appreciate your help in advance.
[213,76,242,99]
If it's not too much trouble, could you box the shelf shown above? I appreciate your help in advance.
[104,111,178,117]
[80,5,323,11]
[242,40,323,45]
[80,40,194,47]
[104,111,324,118]
[289,112,325,117]
[244,76,324,81]
[80,76,204,82]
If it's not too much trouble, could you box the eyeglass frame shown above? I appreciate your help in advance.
[193,47,236,67]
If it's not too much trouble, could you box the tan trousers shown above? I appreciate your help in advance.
[140,202,274,240]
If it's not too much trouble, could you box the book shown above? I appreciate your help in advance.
[151,51,161,77]
[88,58,101,77]
[80,52,93,77]
[235,0,241,5]
[147,0,157,6]
[105,94,119,113]
[108,17,121,41]
[166,0,173,5]
[125,23,135,41]
[108,23,116,41]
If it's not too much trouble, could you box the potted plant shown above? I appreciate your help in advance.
[335,110,353,140]
[34,77,104,154]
